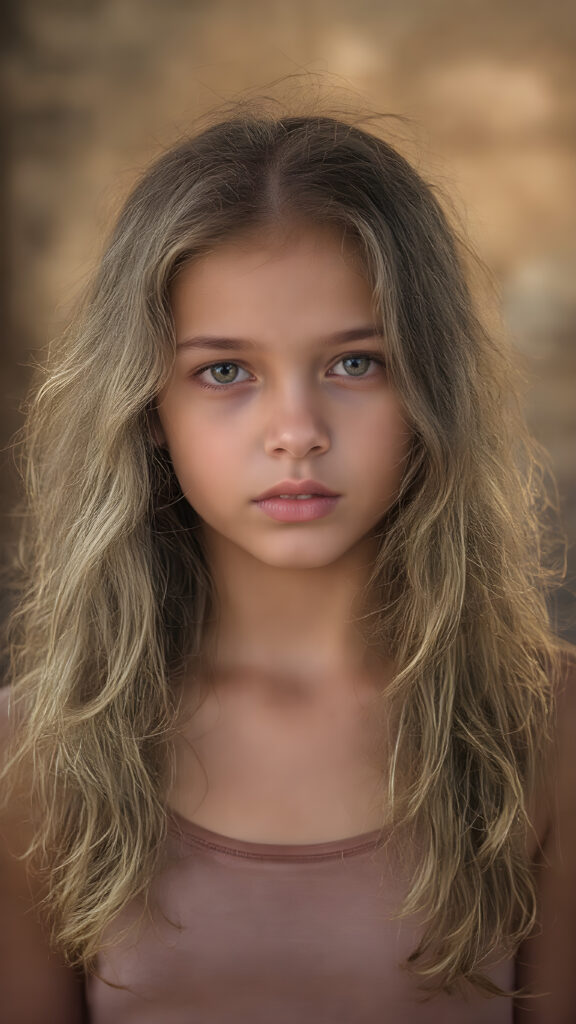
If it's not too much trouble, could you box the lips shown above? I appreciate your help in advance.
[254,479,340,501]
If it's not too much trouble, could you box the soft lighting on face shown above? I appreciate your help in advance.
[157,225,411,571]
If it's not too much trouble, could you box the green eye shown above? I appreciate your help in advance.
[329,353,387,381]
[193,361,252,390]
[210,363,240,383]
[193,353,386,391]
[341,356,371,376]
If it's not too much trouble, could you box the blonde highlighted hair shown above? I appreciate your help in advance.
[3,96,573,997]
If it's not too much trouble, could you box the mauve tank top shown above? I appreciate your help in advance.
[87,811,515,1023]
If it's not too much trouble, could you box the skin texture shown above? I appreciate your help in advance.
[156,224,412,690]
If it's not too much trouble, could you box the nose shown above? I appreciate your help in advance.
[263,385,331,459]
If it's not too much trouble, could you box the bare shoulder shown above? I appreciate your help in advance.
[514,649,576,1023]
[0,686,87,1023]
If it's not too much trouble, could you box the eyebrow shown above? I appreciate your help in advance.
[175,326,383,352]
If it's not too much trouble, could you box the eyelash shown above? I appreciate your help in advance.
[191,354,387,391]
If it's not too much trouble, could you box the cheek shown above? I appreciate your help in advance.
[351,404,411,468]
[165,419,238,502]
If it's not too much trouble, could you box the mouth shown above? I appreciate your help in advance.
[253,492,341,523]
[269,493,327,500]
[253,479,340,502]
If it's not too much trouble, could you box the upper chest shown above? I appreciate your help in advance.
[167,672,550,856]
[168,672,389,841]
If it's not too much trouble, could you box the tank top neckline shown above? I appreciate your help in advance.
[167,808,387,860]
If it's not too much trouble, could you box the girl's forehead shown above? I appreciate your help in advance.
[172,231,370,318]
[170,229,375,332]
[171,220,367,290]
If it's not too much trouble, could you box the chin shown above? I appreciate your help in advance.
[250,538,356,570]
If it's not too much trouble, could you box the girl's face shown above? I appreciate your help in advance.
[156,224,412,570]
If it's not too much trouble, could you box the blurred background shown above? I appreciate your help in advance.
[1,0,575,640]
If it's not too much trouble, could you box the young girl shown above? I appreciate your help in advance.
[1,102,575,1023]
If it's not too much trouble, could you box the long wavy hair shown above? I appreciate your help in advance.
[3,97,572,998]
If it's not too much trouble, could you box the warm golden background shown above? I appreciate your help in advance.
[2,0,575,638]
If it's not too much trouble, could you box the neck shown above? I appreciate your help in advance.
[198,528,388,691]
